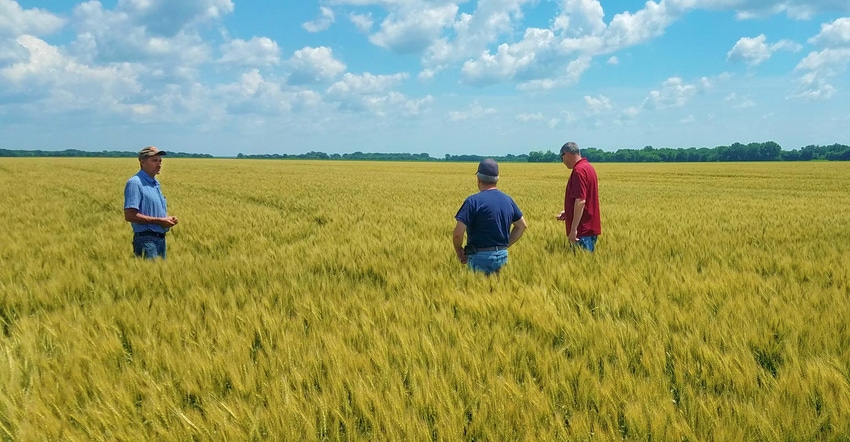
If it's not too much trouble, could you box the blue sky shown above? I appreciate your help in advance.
[1,0,849,157]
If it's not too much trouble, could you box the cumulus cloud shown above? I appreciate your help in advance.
[727,34,801,66]
[218,37,280,67]
[370,4,457,54]
[286,46,346,85]
[461,28,557,86]
[584,94,613,113]
[703,0,850,20]
[792,17,850,101]
[448,100,496,121]
[118,0,234,37]
[303,6,335,33]
[69,0,221,66]
[807,17,850,48]
[1,34,144,113]
[324,72,422,115]
[349,12,373,33]
[643,76,710,110]
[0,0,65,37]
[217,69,292,116]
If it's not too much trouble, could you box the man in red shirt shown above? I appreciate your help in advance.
[556,141,601,252]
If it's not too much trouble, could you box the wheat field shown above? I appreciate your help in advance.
[1,157,849,440]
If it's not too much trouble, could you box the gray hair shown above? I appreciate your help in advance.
[559,141,580,156]
[476,173,499,184]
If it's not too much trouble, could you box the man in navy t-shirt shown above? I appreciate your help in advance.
[453,159,528,275]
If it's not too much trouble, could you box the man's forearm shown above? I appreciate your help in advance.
[508,217,528,246]
[453,235,464,252]
[570,199,585,233]
[126,210,164,226]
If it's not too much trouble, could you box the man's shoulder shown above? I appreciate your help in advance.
[126,173,142,186]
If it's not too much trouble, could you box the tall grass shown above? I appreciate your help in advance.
[1,158,848,440]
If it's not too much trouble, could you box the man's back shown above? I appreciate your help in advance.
[455,189,523,247]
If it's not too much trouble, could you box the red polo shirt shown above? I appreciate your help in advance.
[564,158,601,237]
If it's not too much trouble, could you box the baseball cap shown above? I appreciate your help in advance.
[476,158,499,177]
[138,146,167,160]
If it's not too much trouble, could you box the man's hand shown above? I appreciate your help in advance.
[456,249,467,264]
[569,229,579,243]
[556,210,566,221]
[160,216,179,228]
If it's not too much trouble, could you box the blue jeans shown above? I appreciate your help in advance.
[572,236,597,253]
[133,236,166,259]
[467,250,508,275]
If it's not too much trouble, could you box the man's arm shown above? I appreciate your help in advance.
[452,220,467,264]
[508,216,528,247]
[569,199,585,242]
[124,208,178,228]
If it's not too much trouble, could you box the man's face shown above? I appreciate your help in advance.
[140,155,163,176]
[561,152,575,169]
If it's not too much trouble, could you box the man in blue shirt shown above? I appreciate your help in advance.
[453,158,528,275]
[124,146,178,259]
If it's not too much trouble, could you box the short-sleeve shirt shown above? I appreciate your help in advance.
[455,189,523,248]
[564,158,601,237]
[124,170,169,233]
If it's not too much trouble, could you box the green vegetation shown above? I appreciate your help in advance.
[3,141,850,162]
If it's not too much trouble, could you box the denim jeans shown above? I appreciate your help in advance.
[572,235,597,253]
[133,236,166,259]
[467,250,508,275]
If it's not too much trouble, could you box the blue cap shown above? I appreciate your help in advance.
[476,158,499,177]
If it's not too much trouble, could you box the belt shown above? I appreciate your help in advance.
[134,231,166,238]
[474,246,507,252]
[464,245,507,254]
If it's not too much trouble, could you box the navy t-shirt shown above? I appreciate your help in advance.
[455,189,523,248]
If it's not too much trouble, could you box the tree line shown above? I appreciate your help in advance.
[3,142,849,162]
[0,149,213,158]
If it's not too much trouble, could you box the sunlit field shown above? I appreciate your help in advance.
[1,157,849,440]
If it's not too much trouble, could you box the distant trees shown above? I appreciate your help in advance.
[0,149,213,158]
[3,142,849,162]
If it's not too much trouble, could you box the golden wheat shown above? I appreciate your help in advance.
[1,158,848,440]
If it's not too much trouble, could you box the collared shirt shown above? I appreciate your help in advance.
[564,158,601,237]
[124,170,168,234]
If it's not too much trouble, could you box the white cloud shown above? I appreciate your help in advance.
[370,4,457,54]
[448,100,496,121]
[349,12,374,33]
[303,6,335,33]
[423,0,534,67]
[0,35,144,113]
[553,0,606,36]
[69,0,217,66]
[0,0,65,37]
[286,46,346,85]
[808,17,850,48]
[792,17,850,101]
[516,112,544,122]
[217,69,291,116]
[325,72,419,115]
[602,1,676,50]
[584,94,613,113]
[461,27,557,86]
[218,37,280,67]
[727,34,801,66]
[643,76,709,110]
[118,0,234,37]
[671,0,850,19]
[607,55,619,65]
